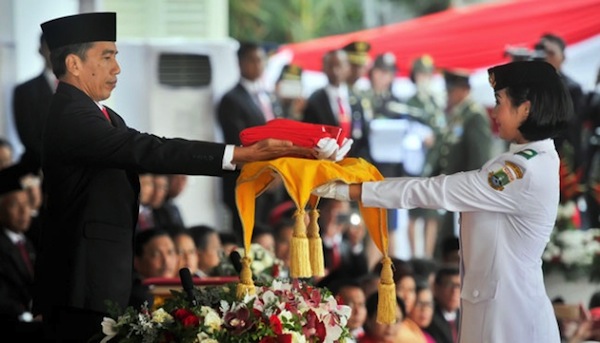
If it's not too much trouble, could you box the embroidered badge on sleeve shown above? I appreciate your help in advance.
[488,161,524,191]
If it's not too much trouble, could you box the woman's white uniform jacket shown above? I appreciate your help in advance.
[362,139,560,343]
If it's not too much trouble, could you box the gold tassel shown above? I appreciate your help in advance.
[307,208,325,277]
[290,208,311,278]
[236,256,255,299]
[377,256,396,324]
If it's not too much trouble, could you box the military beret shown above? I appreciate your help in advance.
[372,53,397,72]
[443,68,471,88]
[342,41,371,66]
[487,61,559,91]
[411,54,435,74]
[41,12,116,50]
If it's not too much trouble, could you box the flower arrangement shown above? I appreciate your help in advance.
[100,279,352,343]
[542,201,600,282]
[213,243,287,283]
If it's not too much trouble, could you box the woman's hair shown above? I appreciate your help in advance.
[506,79,573,141]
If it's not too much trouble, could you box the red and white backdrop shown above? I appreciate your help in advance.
[267,0,600,107]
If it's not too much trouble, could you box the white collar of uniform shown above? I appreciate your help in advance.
[240,77,266,94]
[3,228,26,245]
[508,138,555,154]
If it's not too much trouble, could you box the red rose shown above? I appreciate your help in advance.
[270,314,283,334]
[172,308,194,321]
[181,313,200,328]
[172,308,199,328]
[278,334,293,343]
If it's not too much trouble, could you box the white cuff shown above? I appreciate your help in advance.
[222,145,236,170]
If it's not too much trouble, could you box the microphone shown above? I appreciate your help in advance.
[178,267,197,306]
[229,250,243,275]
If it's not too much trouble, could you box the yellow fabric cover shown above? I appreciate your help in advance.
[235,157,397,323]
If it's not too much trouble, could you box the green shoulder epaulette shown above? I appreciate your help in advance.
[514,149,538,160]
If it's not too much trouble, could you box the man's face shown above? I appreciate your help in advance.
[539,39,564,71]
[0,146,13,169]
[240,48,266,81]
[135,234,178,278]
[0,190,33,233]
[434,274,461,312]
[72,41,120,101]
[323,52,349,87]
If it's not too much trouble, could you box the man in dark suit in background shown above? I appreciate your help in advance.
[37,13,313,342]
[303,49,372,161]
[426,266,461,343]
[10,33,54,266]
[217,41,284,238]
[12,33,56,168]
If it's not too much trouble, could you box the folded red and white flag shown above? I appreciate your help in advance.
[239,118,353,161]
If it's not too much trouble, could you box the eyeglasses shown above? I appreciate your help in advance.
[415,300,434,309]
[439,282,461,290]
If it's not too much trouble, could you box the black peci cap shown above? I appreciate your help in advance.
[41,12,116,50]
[487,60,559,91]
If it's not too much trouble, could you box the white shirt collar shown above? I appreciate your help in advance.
[240,78,266,94]
[508,138,555,153]
[3,228,26,245]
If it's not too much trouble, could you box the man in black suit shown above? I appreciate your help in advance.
[12,33,56,168]
[217,41,284,238]
[0,188,42,339]
[11,35,54,254]
[303,49,372,162]
[37,13,313,342]
[426,266,461,343]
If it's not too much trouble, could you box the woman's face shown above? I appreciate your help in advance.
[491,88,529,143]
[396,276,417,313]
[409,288,435,328]
[365,304,403,343]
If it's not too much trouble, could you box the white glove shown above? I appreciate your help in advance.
[312,182,350,201]
[335,138,353,161]
[315,137,338,160]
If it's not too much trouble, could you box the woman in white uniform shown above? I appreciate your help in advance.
[314,60,573,343]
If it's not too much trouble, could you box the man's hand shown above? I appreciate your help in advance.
[232,138,316,164]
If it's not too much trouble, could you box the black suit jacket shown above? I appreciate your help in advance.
[425,304,460,343]
[302,87,371,161]
[12,72,54,162]
[0,73,53,196]
[216,83,282,234]
[38,82,228,340]
[0,231,36,321]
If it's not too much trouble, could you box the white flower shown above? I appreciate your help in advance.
[197,332,219,343]
[100,317,117,343]
[151,308,173,325]
[200,306,223,333]
[283,329,307,343]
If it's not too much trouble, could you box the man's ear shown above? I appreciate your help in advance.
[64,54,82,76]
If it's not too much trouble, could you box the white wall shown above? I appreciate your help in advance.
[1,0,78,156]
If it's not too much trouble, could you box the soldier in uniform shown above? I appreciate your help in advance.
[433,69,493,252]
[274,64,306,121]
[406,55,446,258]
[342,41,372,92]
